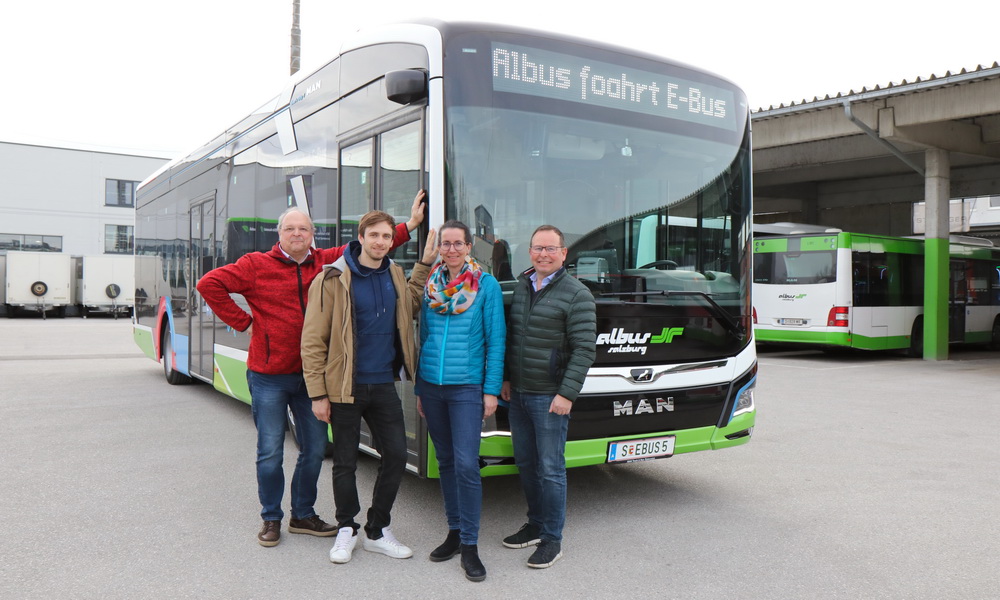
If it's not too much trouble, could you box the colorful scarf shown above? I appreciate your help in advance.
[425,256,482,315]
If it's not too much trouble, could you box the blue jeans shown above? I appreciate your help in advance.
[247,370,328,522]
[508,389,570,543]
[328,383,407,538]
[419,380,484,545]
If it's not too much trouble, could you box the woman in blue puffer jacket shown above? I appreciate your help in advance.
[417,220,505,582]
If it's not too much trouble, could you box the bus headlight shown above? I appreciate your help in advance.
[731,379,755,419]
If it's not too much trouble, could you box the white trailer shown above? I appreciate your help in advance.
[5,251,73,318]
[80,255,134,318]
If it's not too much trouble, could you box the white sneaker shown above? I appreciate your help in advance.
[329,527,358,563]
[362,527,413,559]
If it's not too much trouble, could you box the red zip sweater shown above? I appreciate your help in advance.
[196,223,411,375]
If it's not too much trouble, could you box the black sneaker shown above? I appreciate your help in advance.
[288,515,337,537]
[429,529,461,562]
[502,523,541,549]
[527,541,562,569]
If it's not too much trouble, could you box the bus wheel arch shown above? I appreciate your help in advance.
[990,316,1000,351]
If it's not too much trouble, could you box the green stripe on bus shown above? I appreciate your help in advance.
[755,329,852,345]
[753,238,788,253]
[849,333,911,351]
[756,328,913,350]
[214,353,251,404]
[964,331,992,344]
[134,328,156,360]
[848,234,923,254]
[429,412,755,478]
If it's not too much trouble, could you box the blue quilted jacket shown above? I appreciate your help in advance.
[417,272,506,395]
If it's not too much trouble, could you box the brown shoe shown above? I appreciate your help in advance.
[258,520,281,547]
[288,515,337,537]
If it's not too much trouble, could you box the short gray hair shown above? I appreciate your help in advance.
[277,206,314,231]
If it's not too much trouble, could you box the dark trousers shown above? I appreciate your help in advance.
[329,383,407,538]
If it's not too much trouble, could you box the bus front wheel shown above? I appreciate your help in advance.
[286,406,301,450]
[990,317,1000,351]
[162,329,191,385]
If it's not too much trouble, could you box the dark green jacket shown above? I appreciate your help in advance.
[506,268,597,401]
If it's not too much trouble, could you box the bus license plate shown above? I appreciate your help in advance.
[780,318,804,325]
[607,436,675,463]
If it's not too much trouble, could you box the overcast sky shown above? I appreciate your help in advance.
[0,0,995,156]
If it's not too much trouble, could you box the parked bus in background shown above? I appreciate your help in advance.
[753,223,1000,354]
[133,20,756,477]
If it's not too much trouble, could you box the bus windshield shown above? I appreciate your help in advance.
[442,31,752,361]
[447,105,744,276]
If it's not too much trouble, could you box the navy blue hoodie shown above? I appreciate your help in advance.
[343,240,398,384]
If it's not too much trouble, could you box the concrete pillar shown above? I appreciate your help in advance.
[923,148,950,360]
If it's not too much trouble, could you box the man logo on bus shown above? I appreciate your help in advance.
[613,397,675,416]
[630,368,654,382]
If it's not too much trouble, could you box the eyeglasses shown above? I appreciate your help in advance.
[439,241,468,250]
[529,245,564,254]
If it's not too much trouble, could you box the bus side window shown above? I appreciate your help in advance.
[867,253,889,305]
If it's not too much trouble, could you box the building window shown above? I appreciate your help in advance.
[0,233,62,252]
[106,179,138,207]
[105,225,133,254]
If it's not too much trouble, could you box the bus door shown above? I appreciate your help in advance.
[375,119,424,272]
[949,259,967,343]
[861,253,891,349]
[189,193,217,381]
[338,117,424,266]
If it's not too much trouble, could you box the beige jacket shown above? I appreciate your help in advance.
[301,254,430,403]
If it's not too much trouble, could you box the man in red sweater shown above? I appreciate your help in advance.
[196,191,425,547]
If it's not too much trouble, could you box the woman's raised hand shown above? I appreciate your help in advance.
[421,228,438,265]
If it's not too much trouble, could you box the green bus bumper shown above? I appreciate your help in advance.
[427,410,756,479]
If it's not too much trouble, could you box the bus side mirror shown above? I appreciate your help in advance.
[386,70,428,105]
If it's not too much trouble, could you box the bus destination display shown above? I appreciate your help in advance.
[492,43,737,131]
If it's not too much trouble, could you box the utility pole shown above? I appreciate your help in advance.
[290,0,301,76]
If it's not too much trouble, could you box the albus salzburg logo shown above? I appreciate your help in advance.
[597,327,684,355]
[778,293,807,301]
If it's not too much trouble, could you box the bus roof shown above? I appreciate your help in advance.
[753,222,842,235]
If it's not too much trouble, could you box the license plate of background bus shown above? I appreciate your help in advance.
[607,436,675,463]
[780,318,805,325]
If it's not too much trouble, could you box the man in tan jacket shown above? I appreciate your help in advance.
[302,210,437,565]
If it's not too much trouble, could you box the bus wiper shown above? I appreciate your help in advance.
[599,290,744,337]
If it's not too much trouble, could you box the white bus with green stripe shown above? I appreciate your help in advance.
[134,20,757,477]
[752,225,1000,353]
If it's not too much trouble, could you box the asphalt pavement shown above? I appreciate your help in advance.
[1,318,998,599]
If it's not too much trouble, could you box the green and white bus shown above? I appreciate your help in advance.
[133,20,756,478]
[753,224,1000,353]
